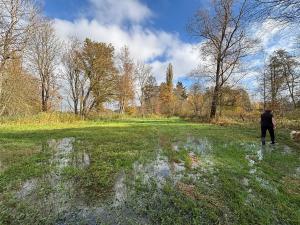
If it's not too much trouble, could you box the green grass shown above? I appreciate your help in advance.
[0,117,299,225]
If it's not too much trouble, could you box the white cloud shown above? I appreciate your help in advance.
[53,17,200,83]
[252,19,298,55]
[88,0,152,25]
[52,0,201,84]
[252,19,283,47]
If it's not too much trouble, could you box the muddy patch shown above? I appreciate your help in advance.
[188,152,200,169]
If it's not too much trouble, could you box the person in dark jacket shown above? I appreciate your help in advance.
[261,109,276,145]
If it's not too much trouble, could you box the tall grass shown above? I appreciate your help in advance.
[0,112,81,125]
[0,112,171,126]
[0,111,299,130]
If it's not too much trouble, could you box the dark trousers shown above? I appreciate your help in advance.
[261,126,275,144]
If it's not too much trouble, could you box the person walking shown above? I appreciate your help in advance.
[261,109,276,145]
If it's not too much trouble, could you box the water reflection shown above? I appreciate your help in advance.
[72,151,91,168]
[172,136,215,172]
[133,153,177,187]
[188,137,212,154]
[47,137,91,170]
[16,178,38,199]
[6,133,299,224]
[113,171,127,207]
[14,137,148,224]
[48,137,75,170]
[244,144,279,195]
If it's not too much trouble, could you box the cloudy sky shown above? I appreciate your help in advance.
[43,0,298,95]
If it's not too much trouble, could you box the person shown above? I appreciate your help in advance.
[261,109,276,145]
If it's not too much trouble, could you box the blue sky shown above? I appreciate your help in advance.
[44,0,202,42]
[43,0,298,97]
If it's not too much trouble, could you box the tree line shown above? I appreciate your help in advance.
[0,0,299,120]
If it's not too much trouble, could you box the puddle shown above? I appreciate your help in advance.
[184,136,212,155]
[283,145,292,155]
[48,137,75,170]
[294,167,300,179]
[14,137,150,224]
[244,144,279,195]
[113,171,127,207]
[255,177,278,193]
[16,178,38,199]
[172,136,212,155]
[172,161,185,172]
[257,148,263,161]
[4,127,299,225]
[133,153,179,187]
[172,136,215,173]
[133,136,214,190]
[72,151,91,168]
[12,136,294,224]
[245,155,256,167]
[47,137,92,170]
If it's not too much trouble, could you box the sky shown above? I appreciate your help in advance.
[42,0,298,97]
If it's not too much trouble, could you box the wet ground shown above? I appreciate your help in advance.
[10,136,210,224]
[1,123,299,225]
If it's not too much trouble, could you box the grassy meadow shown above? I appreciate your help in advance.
[0,116,299,225]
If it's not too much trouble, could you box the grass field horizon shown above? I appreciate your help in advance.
[0,117,299,224]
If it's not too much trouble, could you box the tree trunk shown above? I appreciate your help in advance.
[219,90,223,117]
[119,97,126,114]
[263,75,266,110]
[210,86,219,119]
[74,100,78,115]
[42,99,48,112]
[210,58,221,119]
[41,83,47,112]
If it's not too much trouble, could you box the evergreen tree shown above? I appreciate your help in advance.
[166,63,174,89]
[175,81,188,100]
[159,63,175,115]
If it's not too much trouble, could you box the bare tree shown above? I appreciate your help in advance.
[134,61,153,116]
[278,50,299,108]
[0,0,38,71]
[116,46,135,114]
[263,49,300,109]
[257,66,268,110]
[254,0,300,24]
[188,0,256,119]
[62,38,84,115]
[0,0,38,114]
[188,82,204,117]
[26,18,61,112]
